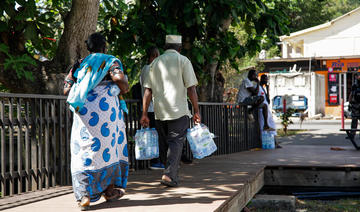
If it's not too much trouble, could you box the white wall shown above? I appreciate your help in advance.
[309,73,326,116]
[283,10,360,58]
[269,73,325,117]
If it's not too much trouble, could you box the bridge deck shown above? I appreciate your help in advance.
[2,144,360,212]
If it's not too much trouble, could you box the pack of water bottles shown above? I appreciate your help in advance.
[262,131,275,149]
[186,124,217,159]
[134,128,159,160]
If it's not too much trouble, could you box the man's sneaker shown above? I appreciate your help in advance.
[248,114,255,122]
[149,163,165,170]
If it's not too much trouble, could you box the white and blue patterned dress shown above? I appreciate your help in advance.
[70,81,128,202]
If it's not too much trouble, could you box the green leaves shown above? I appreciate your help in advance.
[280,108,295,134]
[0,47,36,81]
[98,0,290,94]
[0,22,7,32]
[24,22,38,41]
[0,44,10,57]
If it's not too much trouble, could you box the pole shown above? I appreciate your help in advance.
[341,98,344,129]
[309,56,312,117]
[283,97,287,114]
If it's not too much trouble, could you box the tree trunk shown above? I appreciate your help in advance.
[14,0,100,95]
[53,0,100,72]
[198,16,232,102]
[199,68,225,102]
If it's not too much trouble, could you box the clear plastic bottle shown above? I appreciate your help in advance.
[109,83,121,96]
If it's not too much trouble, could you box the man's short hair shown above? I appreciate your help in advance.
[164,43,182,51]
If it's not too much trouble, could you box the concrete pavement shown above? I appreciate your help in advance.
[2,144,360,211]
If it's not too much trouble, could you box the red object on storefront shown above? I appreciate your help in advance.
[329,74,337,82]
[283,98,286,113]
[329,94,338,104]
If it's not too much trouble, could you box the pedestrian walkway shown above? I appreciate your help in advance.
[2,141,359,212]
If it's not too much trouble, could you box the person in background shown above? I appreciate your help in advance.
[259,74,280,147]
[260,74,270,104]
[139,46,165,170]
[236,69,274,131]
[348,73,360,139]
[140,35,201,187]
[64,32,129,210]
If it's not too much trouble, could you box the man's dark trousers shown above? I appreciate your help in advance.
[155,115,189,183]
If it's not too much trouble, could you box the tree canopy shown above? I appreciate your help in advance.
[101,0,290,101]
[0,0,359,101]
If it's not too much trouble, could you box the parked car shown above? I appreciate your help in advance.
[272,95,308,117]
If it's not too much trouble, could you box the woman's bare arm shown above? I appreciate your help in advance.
[109,68,129,95]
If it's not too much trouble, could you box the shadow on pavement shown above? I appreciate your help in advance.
[87,160,263,210]
[277,130,354,146]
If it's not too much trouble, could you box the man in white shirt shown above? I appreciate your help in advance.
[237,69,273,130]
[140,35,200,187]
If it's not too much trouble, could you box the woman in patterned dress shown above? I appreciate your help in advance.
[64,32,129,210]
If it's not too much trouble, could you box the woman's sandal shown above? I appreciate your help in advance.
[78,196,90,211]
[103,188,125,202]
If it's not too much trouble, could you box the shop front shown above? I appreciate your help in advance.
[318,58,360,117]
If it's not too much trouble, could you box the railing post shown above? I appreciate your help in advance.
[224,105,229,154]
[9,98,14,195]
[244,105,249,150]
[45,100,50,189]
[0,99,5,196]
[58,99,64,186]
[17,98,23,194]
[25,100,31,192]
[64,103,71,185]
[30,99,38,191]
[51,99,56,187]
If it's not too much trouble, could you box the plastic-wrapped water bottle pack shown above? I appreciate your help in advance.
[186,124,217,159]
[262,131,275,149]
[135,128,159,160]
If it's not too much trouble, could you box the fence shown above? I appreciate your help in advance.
[0,93,260,197]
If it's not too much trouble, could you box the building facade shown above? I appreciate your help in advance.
[260,7,360,117]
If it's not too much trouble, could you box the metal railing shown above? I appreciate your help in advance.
[0,93,260,197]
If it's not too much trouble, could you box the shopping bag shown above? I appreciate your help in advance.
[262,131,275,149]
[134,128,159,160]
[186,124,217,159]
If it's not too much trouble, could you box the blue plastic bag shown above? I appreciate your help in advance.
[186,124,217,159]
[134,128,159,160]
[262,131,275,149]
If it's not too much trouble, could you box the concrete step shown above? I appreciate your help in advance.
[248,194,296,212]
